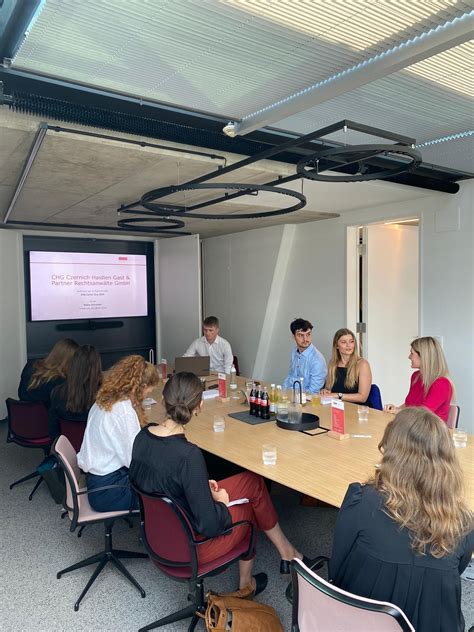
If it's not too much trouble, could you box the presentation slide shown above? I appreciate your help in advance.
[30,251,148,321]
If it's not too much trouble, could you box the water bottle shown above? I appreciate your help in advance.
[229,364,239,399]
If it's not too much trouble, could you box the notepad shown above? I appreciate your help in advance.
[202,390,219,400]
[227,498,249,508]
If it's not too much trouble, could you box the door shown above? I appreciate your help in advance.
[347,222,419,407]
[365,223,419,406]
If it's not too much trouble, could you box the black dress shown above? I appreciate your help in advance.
[129,426,231,538]
[330,366,359,394]
[329,483,474,632]
[18,360,64,409]
[48,385,90,439]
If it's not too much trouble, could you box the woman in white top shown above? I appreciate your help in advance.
[78,355,159,512]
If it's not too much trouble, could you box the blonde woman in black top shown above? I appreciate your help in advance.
[18,338,79,408]
[321,328,372,403]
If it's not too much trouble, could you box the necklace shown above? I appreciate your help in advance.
[160,420,183,436]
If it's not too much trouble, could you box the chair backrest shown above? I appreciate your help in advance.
[59,419,87,452]
[233,355,240,376]
[366,384,383,410]
[6,398,49,440]
[446,404,460,430]
[291,559,414,632]
[52,435,83,523]
[134,488,197,577]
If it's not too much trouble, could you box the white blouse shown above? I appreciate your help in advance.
[78,400,141,476]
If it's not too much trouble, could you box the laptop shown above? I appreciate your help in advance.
[174,355,210,376]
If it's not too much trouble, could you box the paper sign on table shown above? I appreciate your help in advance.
[218,373,227,399]
[331,399,345,434]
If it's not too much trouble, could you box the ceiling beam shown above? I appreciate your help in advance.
[229,11,474,136]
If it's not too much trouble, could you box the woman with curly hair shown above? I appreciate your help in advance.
[18,338,79,408]
[78,355,159,512]
[330,407,473,632]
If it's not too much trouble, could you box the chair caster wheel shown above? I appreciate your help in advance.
[74,604,79,612]
[57,573,62,579]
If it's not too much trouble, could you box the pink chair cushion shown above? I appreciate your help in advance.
[295,560,414,632]
[69,488,140,523]
[55,435,138,524]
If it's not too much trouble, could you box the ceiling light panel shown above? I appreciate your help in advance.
[225,0,470,52]
[12,0,472,120]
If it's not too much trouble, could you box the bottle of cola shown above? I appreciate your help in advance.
[261,386,270,420]
[249,383,256,416]
[255,383,262,418]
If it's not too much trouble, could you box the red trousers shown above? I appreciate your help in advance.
[197,471,278,565]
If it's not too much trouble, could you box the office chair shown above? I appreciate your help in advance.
[290,558,414,632]
[366,384,383,410]
[446,404,460,430]
[58,418,87,452]
[6,398,52,500]
[52,435,147,611]
[133,485,256,632]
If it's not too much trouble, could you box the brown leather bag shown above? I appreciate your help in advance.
[201,592,284,631]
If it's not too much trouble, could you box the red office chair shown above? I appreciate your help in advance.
[53,436,147,611]
[133,485,256,632]
[6,398,52,500]
[290,558,414,632]
[58,418,87,452]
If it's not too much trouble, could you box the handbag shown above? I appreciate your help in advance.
[201,592,284,631]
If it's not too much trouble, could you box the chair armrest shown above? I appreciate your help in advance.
[192,519,254,546]
[77,483,132,496]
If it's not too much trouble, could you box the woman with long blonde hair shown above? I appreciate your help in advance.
[18,338,79,407]
[330,407,473,632]
[78,355,159,512]
[384,336,453,422]
[320,328,372,403]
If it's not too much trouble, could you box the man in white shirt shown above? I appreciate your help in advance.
[184,316,234,373]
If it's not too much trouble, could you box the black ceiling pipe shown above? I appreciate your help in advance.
[1,72,468,195]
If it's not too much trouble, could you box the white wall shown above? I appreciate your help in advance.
[203,224,286,378]
[0,231,26,417]
[158,234,202,361]
[202,180,474,432]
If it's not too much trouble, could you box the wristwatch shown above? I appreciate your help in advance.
[338,393,343,400]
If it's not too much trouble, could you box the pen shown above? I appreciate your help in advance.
[350,434,372,438]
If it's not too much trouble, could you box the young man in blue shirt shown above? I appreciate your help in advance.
[282,318,327,394]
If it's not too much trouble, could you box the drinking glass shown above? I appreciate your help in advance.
[213,415,225,432]
[452,429,467,448]
[262,444,277,465]
[357,406,369,423]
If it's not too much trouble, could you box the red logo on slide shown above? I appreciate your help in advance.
[118,256,128,261]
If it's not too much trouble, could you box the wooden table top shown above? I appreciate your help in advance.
[149,377,474,511]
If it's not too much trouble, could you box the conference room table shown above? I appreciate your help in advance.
[148,376,474,511]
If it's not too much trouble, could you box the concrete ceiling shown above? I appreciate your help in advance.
[0,109,437,239]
